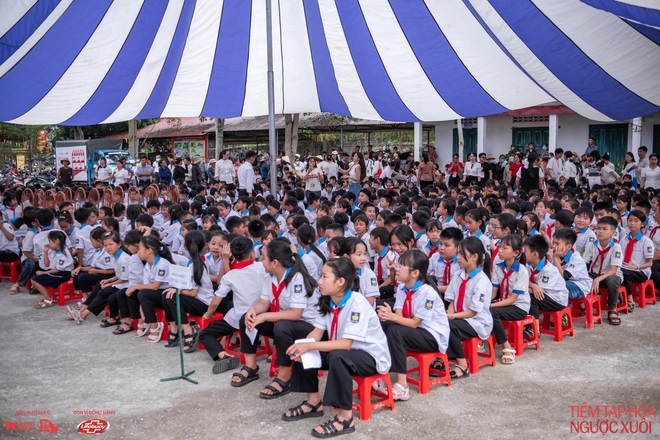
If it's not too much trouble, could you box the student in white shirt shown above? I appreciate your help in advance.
[338,237,380,306]
[619,210,654,309]
[284,257,391,437]
[72,227,115,300]
[111,230,145,335]
[297,225,326,279]
[238,151,257,192]
[525,235,568,321]
[32,230,75,308]
[551,229,591,300]
[547,148,564,182]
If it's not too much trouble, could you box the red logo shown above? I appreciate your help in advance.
[4,422,18,431]
[77,419,109,435]
[40,419,58,433]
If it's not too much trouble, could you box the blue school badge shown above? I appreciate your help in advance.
[569,264,575,269]
[542,276,549,283]
[75,239,80,245]
[589,237,595,242]
[370,278,377,286]
[648,246,653,253]
[425,299,434,310]
[158,269,165,276]
[615,251,622,258]
[479,293,485,302]
[294,284,302,293]
[104,256,111,263]
[350,312,360,323]
[58,259,64,265]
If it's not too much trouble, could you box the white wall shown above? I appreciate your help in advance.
[641,112,660,151]
[433,121,455,168]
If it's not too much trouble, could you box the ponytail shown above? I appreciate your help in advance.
[317,257,359,316]
[266,238,317,297]
[140,235,174,264]
[184,231,207,286]
[297,224,327,265]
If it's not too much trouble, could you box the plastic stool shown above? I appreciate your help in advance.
[570,294,602,330]
[632,279,657,309]
[223,331,271,364]
[269,346,322,378]
[187,313,223,350]
[462,335,496,374]
[539,307,574,342]
[0,261,21,283]
[47,279,81,306]
[599,286,628,314]
[351,374,395,421]
[503,315,540,356]
[154,309,170,341]
[405,351,451,394]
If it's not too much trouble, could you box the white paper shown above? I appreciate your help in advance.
[246,327,259,345]
[295,338,322,369]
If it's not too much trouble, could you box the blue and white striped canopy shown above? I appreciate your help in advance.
[1,0,659,125]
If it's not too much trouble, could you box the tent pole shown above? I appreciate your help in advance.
[266,0,277,195]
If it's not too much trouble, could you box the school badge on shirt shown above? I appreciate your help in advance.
[542,276,549,284]
[294,285,302,294]
[425,299,434,310]
[648,246,653,253]
[589,237,595,242]
[479,293,485,302]
[104,257,111,263]
[158,269,165,276]
[58,260,64,265]
[615,251,621,258]
[350,312,360,323]
[370,278,377,286]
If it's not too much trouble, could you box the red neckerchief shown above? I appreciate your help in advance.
[270,276,287,312]
[330,307,342,340]
[560,249,575,266]
[427,242,439,259]
[547,224,555,239]
[651,226,660,240]
[230,260,254,270]
[500,268,514,301]
[442,259,453,286]
[591,243,611,274]
[403,282,424,318]
[455,273,475,313]
[623,235,638,264]
[377,248,388,282]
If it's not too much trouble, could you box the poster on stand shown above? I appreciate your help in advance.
[56,146,87,182]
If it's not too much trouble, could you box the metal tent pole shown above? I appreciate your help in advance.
[266,0,278,196]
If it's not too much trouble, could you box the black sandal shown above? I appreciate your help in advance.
[112,322,134,335]
[164,333,179,348]
[100,317,120,328]
[282,400,324,422]
[230,365,260,387]
[259,377,291,400]
[311,416,355,438]
[183,329,200,354]
[450,365,470,379]
[608,312,621,326]
[429,358,446,377]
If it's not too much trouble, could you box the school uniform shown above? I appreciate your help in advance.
[414,230,428,250]
[583,238,623,310]
[164,261,215,327]
[285,230,298,246]
[75,223,97,266]
[114,253,146,321]
[382,282,450,374]
[137,255,174,324]
[422,239,440,259]
[204,253,222,279]
[648,226,660,296]
[316,237,329,259]
[252,240,262,262]
[574,227,597,254]
[343,226,355,238]
[0,224,20,262]
[290,291,391,410]
[199,261,266,361]
[31,249,75,288]
[171,232,185,255]
[441,216,460,231]
[559,249,591,299]
[274,213,287,232]
[152,212,164,231]
[192,215,203,228]
[619,231,653,299]
[84,249,131,317]
[304,207,317,225]
[301,247,324,279]
[431,254,461,292]
[490,261,530,345]
[162,220,180,246]
[17,227,39,287]
[444,268,493,359]
[356,266,380,303]
[466,229,490,253]
[75,248,115,294]
[527,258,568,319]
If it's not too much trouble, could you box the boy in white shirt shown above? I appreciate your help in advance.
[551,229,591,300]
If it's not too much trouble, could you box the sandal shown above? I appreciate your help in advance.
[523,325,535,340]
[35,299,54,309]
[134,323,150,338]
[212,355,240,374]
[608,312,621,326]
[146,322,164,343]
[501,348,516,365]
[311,416,355,438]
[429,358,446,377]
[628,298,635,313]
[259,377,291,399]
[70,307,83,325]
[164,333,179,348]
[183,328,200,354]
[100,317,120,328]
[372,378,388,394]
[282,400,324,422]
[450,364,470,379]
[9,284,20,295]
[392,382,410,401]
[230,365,260,387]
[113,322,134,335]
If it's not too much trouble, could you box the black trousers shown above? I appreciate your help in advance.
[239,313,275,354]
[530,294,565,319]
[490,305,528,345]
[589,273,622,310]
[447,319,478,359]
[381,321,439,374]
[621,268,649,299]
[83,285,119,316]
[74,272,113,293]
[115,288,142,320]
[379,285,395,300]
[0,250,20,262]
[199,318,237,360]
[137,289,171,324]
[164,294,208,325]
[291,347,377,410]
[273,320,315,368]
[651,261,660,297]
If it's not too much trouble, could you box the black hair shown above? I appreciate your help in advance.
[291,215,310,230]
[628,209,647,225]
[230,236,254,261]
[457,236,491,278]
[102,217,120,233]
[265,238,318,297]
[185,231,207,287]
[440,226,464,246]
[440,198,456,216]
[168,204,183,222]
[134,214,153,228]
[124,229,143,246]
[74,207,93,224]
[370,227,390,246]
[47,230,68,257]
[182,219,198,232]
[317,257,360,316]
[327,237,344,257]
[524,235,549,261]
[553,227,577,246]
[99,206,113,218]
[90,227,107,242]
[36,208,55,228]
[23,209,38,228]
[146,199,160,209]
[316,215,334,233]
[248,219,266,238]
[384,213,402,227]
[500,234,526,266]
[522,211,541,234]
[190,201,204,217]
[325,223,345,236]
[126,204,142,230]
[113,202,125,218]
[398,249,440,292]
[140,234,174,264]
[390,224,414,247]
[297,224,327,265]
[495,213,518,235]
[333,212,349,228]
[465,209,485,232]
[412,210,431,229]
[225,216,244,233]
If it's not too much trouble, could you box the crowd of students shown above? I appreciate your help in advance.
[4,147,658,439]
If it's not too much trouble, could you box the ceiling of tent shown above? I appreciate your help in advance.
[0,0,659,126]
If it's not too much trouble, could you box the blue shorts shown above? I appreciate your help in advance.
[31,271,71,288]
[566,280,586,299]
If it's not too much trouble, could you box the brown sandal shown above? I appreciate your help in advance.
[9,284,20,295]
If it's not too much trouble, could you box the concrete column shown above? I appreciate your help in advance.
[214,118,224,160]
[632,117,642,159]
[477,117,486,154]
[414,121,422,162]
[434,123,443,167]
[549,114,558,152]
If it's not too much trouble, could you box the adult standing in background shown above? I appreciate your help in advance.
[426,144,438,164]
[463,152,481,185]
[547,148,564,182]
[417,153,435,189]
[478,153,492,180]
[215,150,234,184]
[135,155,153,185]
[302,156,323,196]
[158,159,172,185]
[447,153,464,188]
[320,154,338,179]
[585,137,598,156]
[637,146,649,183]
[260,154,270,181]
[95,157,111,183]
[562,151,578,187]
[641,153,660,190]
[113,158,130,185]
[340,152,366,196]
[58,158,73,186]
[238,150,257,192]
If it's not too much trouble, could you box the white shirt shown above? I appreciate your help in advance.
[583,238,623,281]
[96,166,112,182]
[237,161,254,190]
[215,159,234,183]
[143,256,172,289]
[394,282,450,353]
[319,161,338,179]
[304,167,323,192]
[528,259,568,306]
[547,156,564,181]
[261,271,320,324]
[127,253,144,284]
[492,260,530,312]
[190,263,215,306]
[35,227,72,268]
[575,227,597,254]
[464,162,481,178]
[430,254,461,287]
[216,262,266,329]
[619,232,653,278]
[113,249,131,289]
[562,160,577,179]
[301,248,324,279]
[113,168,129,185]
[47,249,75,272]
[444,268,493,339]
[559,250,591,297]
[642,166,660,190]
[356,266,380,300]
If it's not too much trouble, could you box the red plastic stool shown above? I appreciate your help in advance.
[187,313,223,350]
[269,347,323,378]
[599,286,628,314]
[351,374,395,421]
[570,294,602,330]
[47,279,81,306]
[0,261,21,283]
[223,331,271,364]
[539,307,574,342]
[632,279,656,309]
[462,335,496,374]
[154,309,170,341]
[503,315,540,356]
[405,351,451,394]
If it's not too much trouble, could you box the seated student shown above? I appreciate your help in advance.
[444,237,493,379]
[11,209,40,294]
[525,235,568,329]
[551,228,591,301]
[618,210,653,311]
[161,204,183,246]
[0,214,20,263]
[583,215,624,324]
[226,216,246,236]
[110,230,144,335]
[542,200,563,239]
[438,199,459,230]
[464,209,489,253]
[73,207,99,271]
[199,237,265,374]
[370,227,396,300]
[67,232,130,325]
[649,208,660,295]
[353,214,371,256]
[384,213,403,232]
[248,219,265,261]
[490,234,529,365]
[128,235,175,343]
[315,216,334,258]
[573,207,596,253]
[421,219,441,259]
[326,237,344,259]
[454,205,469,235]
[387,224,415,286]
[521,211,541,238]
[283,257,391,438]
[71,227,116,300]
[615,195,630,231]
[338,237,380,306]
[205,231,225,288]
[233,239,321,395]
[234,196,252,217]
[376,249,449,400]
[333,212,353,238]
[431,227,463,298]
[32,230,75,308]
[305,192,320,225]
[146,200,162,230]
[297,225,326,279]
[488,213,518,266]
[411,210,430,249]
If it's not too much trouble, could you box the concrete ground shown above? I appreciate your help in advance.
[1,287,659,439]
